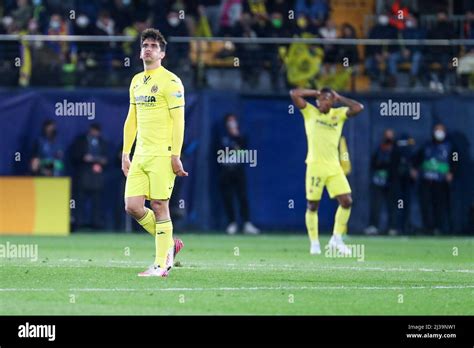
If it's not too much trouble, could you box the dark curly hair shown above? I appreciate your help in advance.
[141,28,167,52]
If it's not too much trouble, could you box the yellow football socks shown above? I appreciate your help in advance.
[154,219,174,267]
[333,206,351,236]
[136,208,156,236]
[305,210,319,241]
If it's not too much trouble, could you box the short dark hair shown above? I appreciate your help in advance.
[90,123,101,132]
[320,87,334,96]
[41,119,56,136]
[141,28,167,52]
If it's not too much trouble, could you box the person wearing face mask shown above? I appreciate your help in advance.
[411,124,457,235]
[365,13,398,86]
[365,129,400,236]
[31,120,65,177]
[387,14,426,87]
[71,123,108,230]
[217,113,260,235]
[424,11,457,91]
[159,11,189,71]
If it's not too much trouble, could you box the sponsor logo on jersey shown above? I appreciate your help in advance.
[135,95,156,103]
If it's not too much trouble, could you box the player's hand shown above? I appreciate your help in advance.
[122,153,131,177]
[84,154,94,162]
[446,172,453,183]
[332,90,341,101]
[171,156,188,177]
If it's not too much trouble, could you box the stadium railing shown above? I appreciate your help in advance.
[1,34,474,92]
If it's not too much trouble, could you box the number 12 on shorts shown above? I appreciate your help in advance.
[311,177,321,187]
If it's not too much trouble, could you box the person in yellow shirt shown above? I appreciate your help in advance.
[122,28,187,277]
[290,87,364,255]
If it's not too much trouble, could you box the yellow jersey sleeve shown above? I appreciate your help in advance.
[300,102,317,119]
[336,106,349,122]
[129,75,137,104]
[164,76,185,110]
[123,76,138,154]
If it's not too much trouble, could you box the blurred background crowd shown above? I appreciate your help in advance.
[1,0,474,91]
[1,0,473,236]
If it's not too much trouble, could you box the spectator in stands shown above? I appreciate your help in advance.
[217,113,260,235]
[11,0,32,30]
[424,11,457,91]
[95,10,115,36]
[218,0,243,36]
[160,10,190,71]
[458,13,474,87]
[295,0,329,23]
[337,23,360,67]
[242,0,269,29]
[365,129,400,236]
[365,13,398,86]
[388,0,410,30]
[234,12,263,86]
[72,123,108,230]
[293,14,320,36]
[199,0,223,35]
[267,0,293,23]
[264,9,292,88]
[30,119,64,177]
[388,14,426,87]
[394,134,416,234]
[411,123,457,234]
[46,13,69,61]
[319,18,338,73]
[111,0,135,34]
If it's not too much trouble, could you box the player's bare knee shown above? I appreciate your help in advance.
[150,199,169,218]
[340,196,353,209]
[125,202,143,218]
[307,201,319,212]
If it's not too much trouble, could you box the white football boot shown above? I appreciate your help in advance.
[138,264,169,277]
[243,222,260,234]
[328,234,352,256]
[226,222,238,235]
[310,241,321,255]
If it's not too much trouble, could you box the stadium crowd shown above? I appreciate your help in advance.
[1,0,474,90]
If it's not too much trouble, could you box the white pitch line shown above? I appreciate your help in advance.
[1,285,473,292]
[5,261,474,274]
[0,288,55,292]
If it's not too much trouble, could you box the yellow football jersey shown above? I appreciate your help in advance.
[300,103,349,175]
[129,65,185,156]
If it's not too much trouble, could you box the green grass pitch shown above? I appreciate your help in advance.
[1,233,473,315]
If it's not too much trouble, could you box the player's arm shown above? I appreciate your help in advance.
[289,88,320,109]
[170,106,188,177]
[121,103,137,177]
[332,91,364,117]
[166,77,188,177]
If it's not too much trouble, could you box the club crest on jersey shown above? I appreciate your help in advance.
[151,84,158,93]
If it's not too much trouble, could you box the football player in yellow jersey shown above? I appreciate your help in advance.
[290,87,364,255]
[122,29,187,277]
